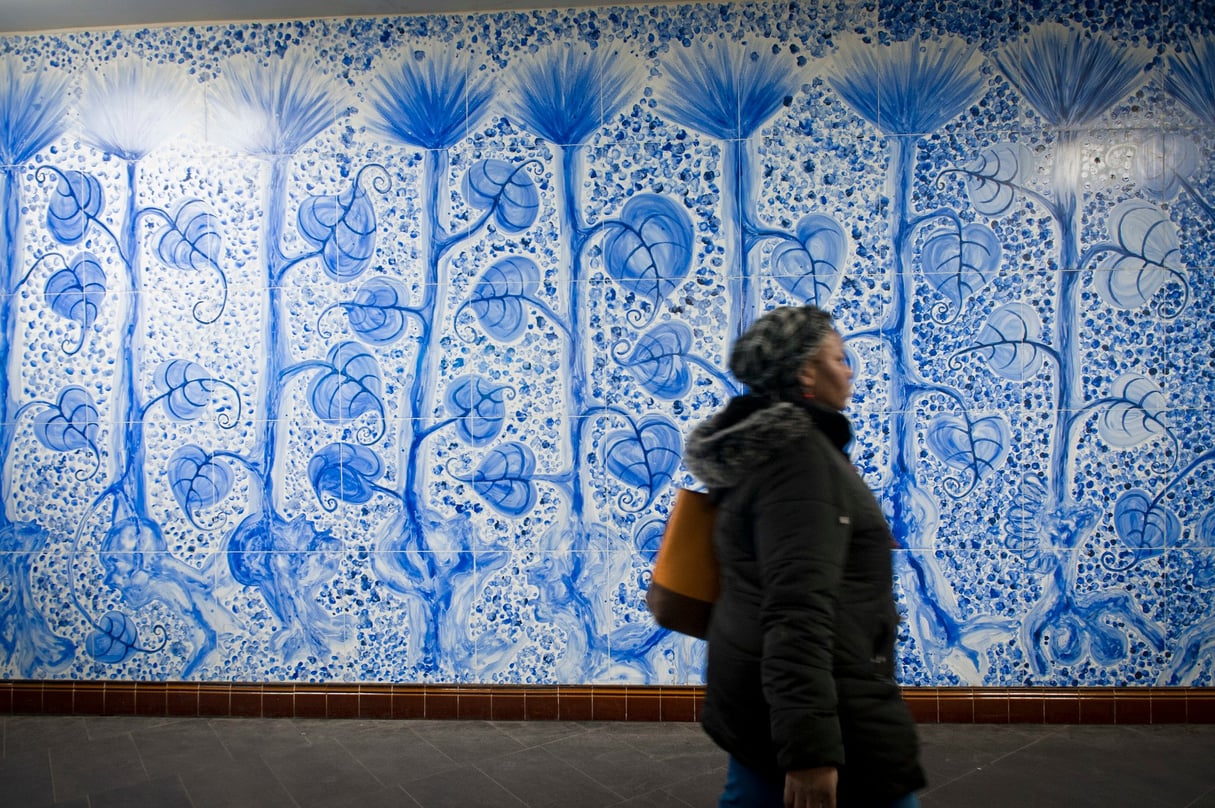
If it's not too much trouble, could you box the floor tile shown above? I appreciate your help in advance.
[478,745,623,806]
[401,763,528,807]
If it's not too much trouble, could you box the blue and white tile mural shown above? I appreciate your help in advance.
[0,0,1212,687]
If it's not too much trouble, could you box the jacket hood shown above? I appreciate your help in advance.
[683,395,851,490]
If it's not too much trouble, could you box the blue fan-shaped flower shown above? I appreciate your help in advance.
[829,36,985,136]
[657,39,799,141]
[368,54,493,150]
[1165,36,1215,129]
[0,58,69,165]
[211,57,337,157]
[993,23,1150,129]
[505,46,635,146]
[77,58,195,161]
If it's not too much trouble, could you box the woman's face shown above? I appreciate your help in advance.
[799,331,853,411]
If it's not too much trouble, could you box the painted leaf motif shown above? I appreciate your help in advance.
[1097,373,1169,448]
[347,277,412,344]
[473,442,537,517]
[963,144,1023,217]
[308,442,384,508]
[1134,133,1200,202]
[621,322,693,400]
[308,341,383,424]
[47,170,103,245]
[636,518,666,564]
[445,375,508,446]
[44,252,106,329]
[156,199,222,271]
[1095,200,1181,310]
[974,303,1047,381]
[168,445,234,522]
[464,158,539,233]
[1194,521,1215,587]
[1113,489,1179,558]
[469,256,540,342]
[922,222,1001,317]
[34,386,99,454]
[298,181,376,281]
[154,359,216,421]
[602,415,681,508]
[1200,510,1215,547]
[602,194,693,311]
[925,414,1010,482]
[86,611,140,664]
[771,214,847,305]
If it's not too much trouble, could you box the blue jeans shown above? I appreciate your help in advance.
[720,757,921,808]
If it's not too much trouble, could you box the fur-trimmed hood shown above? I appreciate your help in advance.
[683,395,851,490]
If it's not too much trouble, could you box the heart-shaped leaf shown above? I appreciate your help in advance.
[771,214,847,305]
[602,415,681,508]
[925,413,1009,488]
[168,445,234,525]
[619,322,693,400]
[153,359,217,421]
[974,303,1046,381]
[473,442,537,517]
[445,375,509,446]
[86,611,140,664]
[922,222,1001,319]
[34,386,99,455]
[1112,489,1178,558]
[47,170,103,245]
[1094,199,1181,310]
[308,442,385,510]
[156,198,223,271]
[963,144,1023,217]
[44,252,106,331]
[464,158,539,233]
[1097,373,1168,448]
[346,276,413,344]
[308,341,383,424]
[602,194,693,314]
[298,179,377,281]
[469,256,540,342]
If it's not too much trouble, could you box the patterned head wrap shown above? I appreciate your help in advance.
[728,305,836,400]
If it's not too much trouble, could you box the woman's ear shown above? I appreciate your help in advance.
[797,360,816,396]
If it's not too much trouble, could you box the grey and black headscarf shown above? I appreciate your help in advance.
[728,305,836,401]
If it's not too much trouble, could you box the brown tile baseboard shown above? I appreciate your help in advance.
[2,681,1212,723]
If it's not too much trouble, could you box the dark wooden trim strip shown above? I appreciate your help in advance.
[1,681,1212,723]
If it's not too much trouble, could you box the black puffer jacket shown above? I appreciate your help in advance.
[684,395,925,805]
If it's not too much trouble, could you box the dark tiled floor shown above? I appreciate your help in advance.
[2,716,1214,807]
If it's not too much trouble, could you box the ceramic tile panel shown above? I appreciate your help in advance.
[0,0,1211,690]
